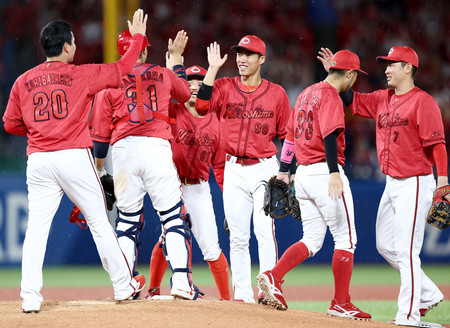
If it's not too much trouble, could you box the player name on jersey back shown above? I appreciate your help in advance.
[25,73,74,92]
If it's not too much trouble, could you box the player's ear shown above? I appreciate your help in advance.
[259,55,266,65]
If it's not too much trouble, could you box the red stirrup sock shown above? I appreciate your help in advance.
[332,249,354,304]
[207,252,231,300]
[149,241,168,289]
[271,241,310,280]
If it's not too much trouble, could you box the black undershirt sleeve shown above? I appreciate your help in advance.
[339,88,354,107]
[323,130,339,173]
[93,141,109,159]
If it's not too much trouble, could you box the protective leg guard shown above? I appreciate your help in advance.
[115,208,144,278]
[148,240,168,292]
[158,201,202,300]
[207,252,231,300]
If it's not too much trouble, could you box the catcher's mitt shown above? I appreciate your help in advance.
[101,173,116,211]
[263,176,293,219]
[426,185,450,230]
[289,181,301,221]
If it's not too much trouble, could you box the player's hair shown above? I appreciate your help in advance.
[329,68,347,76]
[40,20,73,58]
[401,62,417,79]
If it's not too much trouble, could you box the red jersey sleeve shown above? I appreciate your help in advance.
[167,68,191,104]
[90,89,114,143]
[416,92,445,147]
[318,88,345,138]
[275,85,291,140]
[3,83,28,136]
[351,90,385,119]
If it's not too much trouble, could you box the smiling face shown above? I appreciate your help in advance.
[188,78,202,105]
[236,49,265,78]
[384,61,411,88]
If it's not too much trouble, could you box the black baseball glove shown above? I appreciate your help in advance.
[101,173,116,211]
[426,185,450,230]
[289,181,301,221]
[263,176,293,219]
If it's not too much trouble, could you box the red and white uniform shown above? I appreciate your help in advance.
[3,45,145,311]
[351,87,444,322]
[90,62,196,296]
[169,102,226,262]
[288,81,357,256]
[203,76,290,302]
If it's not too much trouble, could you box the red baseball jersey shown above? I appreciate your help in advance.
[4,61,124,155]
[286,82,346,166]
[90,63,190,145]
[352,87,445,178]
[169,102,225,187]
[207,77,290,158]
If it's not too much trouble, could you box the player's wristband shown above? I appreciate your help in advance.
[197,84,213,101]
[173,65,187,80]
[93,141,109,159]
[279,161,291,173]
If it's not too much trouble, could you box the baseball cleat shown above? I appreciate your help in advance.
[22,309,39,314]
[144,287,161,300]
[419,297,444,317]
[391,319,443,327]
[257,292,265,304]
[116,274,146,301]
[327,299,371,320]
[256,271,287,311]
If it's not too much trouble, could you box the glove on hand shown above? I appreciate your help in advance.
[263,176,293,219]
[289,181,301,221]
[101,173,116,211]
[426,185,450,230]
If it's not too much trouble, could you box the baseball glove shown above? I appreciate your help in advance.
[426,185,450,230]
[101,173,116,211]
[289,181,301,221]
[263,176,293,219]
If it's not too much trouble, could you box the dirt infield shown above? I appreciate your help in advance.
[1,286,449,328]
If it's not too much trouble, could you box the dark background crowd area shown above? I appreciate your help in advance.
[0,0,449,181]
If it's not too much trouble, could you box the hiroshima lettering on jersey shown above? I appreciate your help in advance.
[24,73,74,92]
[120,71,164,90]
[176,128,216,147]
[377,113,409,129]
[222,103,274,120]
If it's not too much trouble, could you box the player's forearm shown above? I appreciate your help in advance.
[196,84,213,116]
[93,141,109,177]
[3,120,27,136]
[432,143,448,187]
[279,139,295,173]
[202,65,221,87]
[324,131,339,173]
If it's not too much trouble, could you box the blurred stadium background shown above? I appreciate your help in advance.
[0,0,449,268]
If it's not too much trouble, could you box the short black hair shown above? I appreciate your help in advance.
[40,20,73,58]
[329,68,348,76]
[401,62,417,79]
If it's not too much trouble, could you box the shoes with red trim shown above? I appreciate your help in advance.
[116,274,146,301]
[419,297,444,317]
[327,299,371,320]
[256,271,287,311]
[257,292,265,304]
[144,287,161,300]
[391,319,443,327]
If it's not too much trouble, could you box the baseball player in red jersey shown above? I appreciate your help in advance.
[145,48,230,300]
[2,10,148,313]
[319,47,446,328]
[196,36,291,303]
[90,29,202,300]
[256,50,371,320]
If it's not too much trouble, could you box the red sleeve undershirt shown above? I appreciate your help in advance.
[432,143,448,177]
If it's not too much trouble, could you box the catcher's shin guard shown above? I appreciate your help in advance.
[158,201,201,300]
[115,208,145,277]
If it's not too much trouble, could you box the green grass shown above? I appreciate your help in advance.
[0,264,448,288]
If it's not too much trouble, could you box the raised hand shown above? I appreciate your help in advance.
[168,30,188,59]
[317,47,334,73]
[207,42,228,69]
[165,51,184,70]
[128,8,148,37]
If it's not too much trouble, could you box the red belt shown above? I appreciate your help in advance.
[181,177,201,185]
[226,154,261,166]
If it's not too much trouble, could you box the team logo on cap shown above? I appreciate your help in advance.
[191,67,201,73]
[388,48,394,55]
[241,37,251,44]
[331,60,337,67]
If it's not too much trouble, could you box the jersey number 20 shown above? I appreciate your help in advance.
[34,89,68,122]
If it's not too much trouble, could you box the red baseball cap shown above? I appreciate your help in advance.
[330,50,367,75]
[376,46,419,68]
[186,65,207,80]
[231,35,266,56]
[117,29,150,56]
